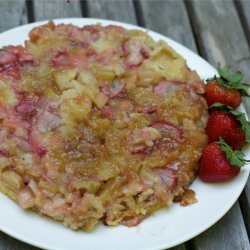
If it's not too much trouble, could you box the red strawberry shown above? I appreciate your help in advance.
[205,80,242,108]
[205,65,249,108]
[222,129,245,150]
[205,110,245,150]
[198,138,247,182]
[205,80,241,108]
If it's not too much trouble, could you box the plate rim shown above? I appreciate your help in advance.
[0,17,249,250]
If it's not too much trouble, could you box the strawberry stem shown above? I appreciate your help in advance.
[217,137,247,168]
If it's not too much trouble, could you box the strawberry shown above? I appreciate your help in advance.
[222,129,246,151]
[205,65,249,108]
[206,103,250,150]
[198,138,248,182]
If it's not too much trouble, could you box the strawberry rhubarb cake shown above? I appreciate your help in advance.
[0,21,208,231]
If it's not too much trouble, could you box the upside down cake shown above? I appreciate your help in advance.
[0,21,208,231]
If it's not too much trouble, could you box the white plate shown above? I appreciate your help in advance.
[0,18,249,250]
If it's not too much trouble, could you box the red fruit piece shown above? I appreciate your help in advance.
[52,50,68,67]
[142,106,156,114]
[153,81,180,96]
[198,141,242,182]
[131,145,153,155]
[0,50,17,65]
[100,80,125,98]
[223,129,245,150]
[205,110,246,150]
[205,65,249,108]
[0,46,34,80]
[132,121,184,156]
[1,66,21,80]
[15,94,40,114]
[153,167,177,191]
[151,121,184,142]
[205,80,242,109]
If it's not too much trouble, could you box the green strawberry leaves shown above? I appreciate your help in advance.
[207,64,249,96]
[211,102,250,142]
[218,138,247,167]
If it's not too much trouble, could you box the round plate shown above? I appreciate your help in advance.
[0,18,249,250]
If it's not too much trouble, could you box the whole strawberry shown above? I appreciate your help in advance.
[205,65,249,108]
[199,138,247,182]
[206,103,250,150]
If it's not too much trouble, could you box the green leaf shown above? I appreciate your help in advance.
[217,64,231,81]
[230,71,243,84]
[218,138,246,167]
[211,102,226,109]
[244,123,250,142]
[232,82,250,97]
[217,78,231,89]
